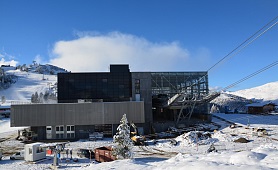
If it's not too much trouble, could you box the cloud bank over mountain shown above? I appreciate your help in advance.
[49,32,210,72]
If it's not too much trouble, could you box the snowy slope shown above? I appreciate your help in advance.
[211,81,278,113]
[230,81,278,101]
[0,63,68,104]
[0,69,57,104]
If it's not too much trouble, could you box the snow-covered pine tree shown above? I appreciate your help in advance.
[112,114,134,159]
[1,96,6,104]
[210,104,218,113]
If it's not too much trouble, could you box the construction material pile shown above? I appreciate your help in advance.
[175,131,217,146]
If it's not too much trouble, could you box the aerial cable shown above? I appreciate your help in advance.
[192,16,278,90]
[216,20,278,68]
[177,17,278,123]
[222,60,278,91]
[207,16,278,72]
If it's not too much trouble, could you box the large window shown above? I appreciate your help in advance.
[58,70,132,103]
[56,125,64,139]
[66,125,75,139]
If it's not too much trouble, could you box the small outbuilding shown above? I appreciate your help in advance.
[24,142,46,162]
[246,102,277,114]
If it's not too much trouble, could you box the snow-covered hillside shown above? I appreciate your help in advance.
[230,81,278,102]
[210,93,251,113]
[0,64,67,104]
[1,70,56,102]
[211,82,278,113]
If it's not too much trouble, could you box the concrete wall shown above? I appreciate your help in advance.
[11,101,144,127]
[131,72,153,133]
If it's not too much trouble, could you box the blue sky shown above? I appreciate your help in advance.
[0,0,277,91]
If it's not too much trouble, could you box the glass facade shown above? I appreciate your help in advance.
[151,72,208,98]
[58,65,132,103]
[150,72,209,122]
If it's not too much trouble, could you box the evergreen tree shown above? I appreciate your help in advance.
[210,104,218,113]
[33,92,39,103]
[44,91,49,101]
[31,94,35,103]
[39,92,44,103]
[112,114,134,159]
[1,96,6,104]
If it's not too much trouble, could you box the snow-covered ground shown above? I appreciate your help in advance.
[1,113,278,170]
[0,118,25,136]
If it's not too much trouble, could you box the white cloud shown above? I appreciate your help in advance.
[33,55,46,65]
[0,51,19,67]
[0,57,18,67]
[209,86,223,92]
[50,32,209,72]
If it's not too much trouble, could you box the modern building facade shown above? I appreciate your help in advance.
[11,64,214,141]
[11,101,144,140]
[58,65,132,103]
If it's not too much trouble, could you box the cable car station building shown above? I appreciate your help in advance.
[11,64,216,140]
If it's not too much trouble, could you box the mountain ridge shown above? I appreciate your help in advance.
[210,81,278,113]
[229,81,278,101]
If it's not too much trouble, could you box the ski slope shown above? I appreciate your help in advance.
[1,70,57,104]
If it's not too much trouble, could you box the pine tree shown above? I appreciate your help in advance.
[112,114,134,159]
[33,92,39,103]
[210,104,219,113]
[1,96,6,104]
[39,92,44,103]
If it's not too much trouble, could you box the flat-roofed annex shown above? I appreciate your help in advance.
[11,101,144,127]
